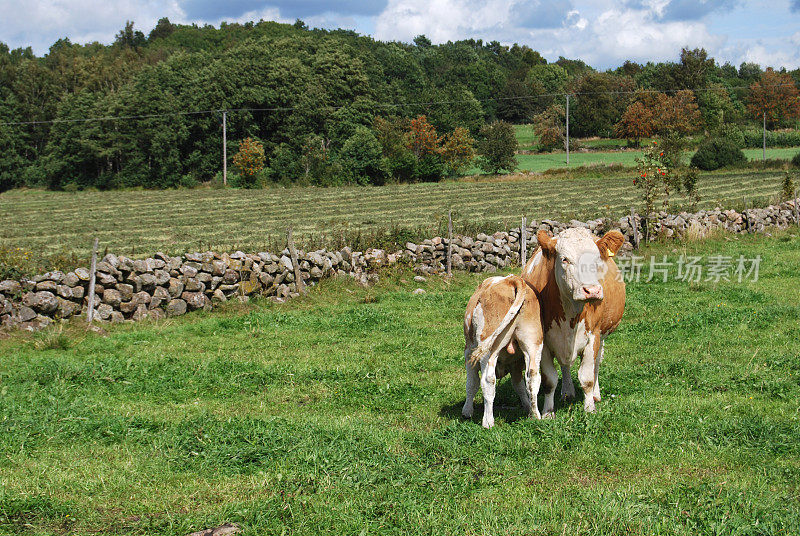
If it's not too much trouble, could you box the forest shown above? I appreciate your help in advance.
[1,18,799,191]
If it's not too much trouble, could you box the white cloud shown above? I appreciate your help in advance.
[0,0,183,53]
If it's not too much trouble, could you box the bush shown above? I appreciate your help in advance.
[477,121,518,174]
[791,151,800,168]
[340,127,389,185]
[782,171,797,201]
[690,137,747,171]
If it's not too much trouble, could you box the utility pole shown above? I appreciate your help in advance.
[222,110,228,186]
[565,94,570,166]
[762,110,766,162]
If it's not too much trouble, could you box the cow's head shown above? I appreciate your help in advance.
[537,228,624,302]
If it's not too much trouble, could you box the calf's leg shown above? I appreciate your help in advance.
[480,353,499,429]
[462,347,480,419]
[540,346,558,417]
[510,362,532,413]
[517,336,543,419]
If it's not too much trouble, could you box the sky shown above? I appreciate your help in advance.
[2,0,800,70]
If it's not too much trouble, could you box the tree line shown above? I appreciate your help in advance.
[1,19,799,191]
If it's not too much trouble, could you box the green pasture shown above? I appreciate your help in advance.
[1,232,799,534]
[0,170,788,274]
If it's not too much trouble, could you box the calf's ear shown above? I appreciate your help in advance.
[596,230,625,260]
[537,230,556,255]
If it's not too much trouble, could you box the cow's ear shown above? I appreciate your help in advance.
[596,230,625,260]
[537,230,556,255]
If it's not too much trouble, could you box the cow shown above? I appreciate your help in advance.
[462,275,544,428]
[521,228,626,416]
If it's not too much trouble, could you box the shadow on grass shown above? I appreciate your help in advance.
[440,376,582,425]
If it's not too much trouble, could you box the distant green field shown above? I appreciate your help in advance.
[499,147,800,174]
[0,170,786,274]
[2,233,799,535]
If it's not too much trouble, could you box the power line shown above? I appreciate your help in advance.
[1,82,796,127]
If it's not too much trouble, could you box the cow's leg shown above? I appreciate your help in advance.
[560,364,576,401]
[578,335,599,413]
[593,337,605,402]
[462,347,480,419]
[510,362,532,414]
[517,336,543,419]
[540,345,558,417]
[480,352,499,429]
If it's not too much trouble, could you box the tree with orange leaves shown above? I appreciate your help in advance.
[614,101,654,147]
[405,115,440,158]
[746,68,800,129]
[232,137,265,187]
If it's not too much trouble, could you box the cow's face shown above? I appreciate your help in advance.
[538,228,609,302]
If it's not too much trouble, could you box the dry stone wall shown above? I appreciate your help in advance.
[1,201,797,331]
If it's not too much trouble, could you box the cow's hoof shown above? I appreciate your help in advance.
[583,401,596,413]
[528,410,542,420]
[461,407,473,419]
[482,417,494,429]
[593,393,601,402]
[561,394,575,403]
[542,412,555,419]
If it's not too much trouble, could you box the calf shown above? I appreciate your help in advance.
[522,228,625,415]
[462,275,544,428]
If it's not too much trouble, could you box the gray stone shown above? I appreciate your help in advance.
[139,273,157,289]
[133,259,152,273]
[132,304,149,321]
[279,255,293,271]
[116,283,134,301]
[110,311,125,323]
[413,275,427,283]
[413,288,426,295]
[154,269,170,286]
[102,288,122,307]
[62,272,80,287]
[96,303,113,321]
[166,299,187,317]
[168,278,184,297]
[23,291,59,314]
[223,269,239,284]
[182,291,207,310]
[181,264,198,278]
[184,277,205,293]
[15,305,37,323]
[0,280,22,295]
[120,301,138,314]
[35,280,58,293]
[211,289,227,303]
[135,291,151,305]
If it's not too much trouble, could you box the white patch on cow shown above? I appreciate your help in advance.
[526,249,542,274]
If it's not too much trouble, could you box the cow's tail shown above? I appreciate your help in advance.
[468,278,526,367]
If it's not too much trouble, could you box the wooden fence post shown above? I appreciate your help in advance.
[744,197,751,233]
[446,210,453,277]
[86,237,99,323]
[287,225,306,294]
[520,215,527,267]
[630,207,640,250]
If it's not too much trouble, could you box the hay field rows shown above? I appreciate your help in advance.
[0,170,785,269]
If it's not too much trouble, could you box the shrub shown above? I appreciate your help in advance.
[690,137,747,171]
[791,151,800,168]
[782,171,797,201]
[340,127,389,185]
[232,137,266,188]
[477,121,518,174]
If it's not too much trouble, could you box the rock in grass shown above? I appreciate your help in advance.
[166,298,187,317]
[413,288,426,295]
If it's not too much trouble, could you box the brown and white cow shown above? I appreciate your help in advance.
[462,275,544,428]
[521,228,626,415]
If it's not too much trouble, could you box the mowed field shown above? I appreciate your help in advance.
[1,233,799,534]
[0,170,786,270]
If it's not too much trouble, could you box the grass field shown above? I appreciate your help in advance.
[507,147,800,173]
[0,170,787,274]
[1,232,799,535]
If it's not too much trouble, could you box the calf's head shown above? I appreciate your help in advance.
[537,228,624,302]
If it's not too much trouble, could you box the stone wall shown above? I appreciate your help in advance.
[1,201,797,331]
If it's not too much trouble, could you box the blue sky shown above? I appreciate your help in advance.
[2,0,800,69]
